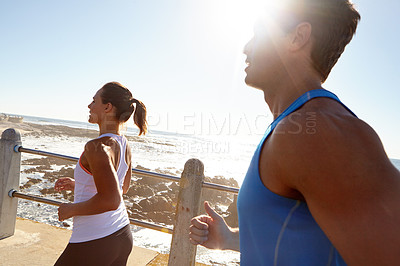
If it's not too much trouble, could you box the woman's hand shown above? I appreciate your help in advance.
[55,177,75,192]
[58,203,75,221]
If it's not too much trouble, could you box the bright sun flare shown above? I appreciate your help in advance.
[205,0,290,50]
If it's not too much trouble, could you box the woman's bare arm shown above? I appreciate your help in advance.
[58,139,122,220]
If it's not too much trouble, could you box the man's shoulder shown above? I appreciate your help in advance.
[274,97,371,143]
[269,98,387,184]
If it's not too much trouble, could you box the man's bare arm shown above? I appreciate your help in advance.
[274,111,400,265]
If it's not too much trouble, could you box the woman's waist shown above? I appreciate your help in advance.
[73,204,128,226]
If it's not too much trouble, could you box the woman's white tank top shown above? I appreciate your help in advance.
[69,133,130,243]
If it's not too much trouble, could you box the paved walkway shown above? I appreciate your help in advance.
[0,218,159,266]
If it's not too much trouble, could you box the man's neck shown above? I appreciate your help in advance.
[264,78,323,120]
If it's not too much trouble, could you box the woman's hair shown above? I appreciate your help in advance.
[100,82,147,135]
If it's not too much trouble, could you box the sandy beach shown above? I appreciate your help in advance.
[0,119,98,137]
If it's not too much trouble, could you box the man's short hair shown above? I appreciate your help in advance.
[284,0,360,82]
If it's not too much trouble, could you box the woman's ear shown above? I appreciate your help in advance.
[104,102,113,113]
[289,22,312,51]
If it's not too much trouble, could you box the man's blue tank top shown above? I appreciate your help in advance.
[237,89,356,266]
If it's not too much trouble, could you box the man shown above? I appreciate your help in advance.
[189,0,400,265]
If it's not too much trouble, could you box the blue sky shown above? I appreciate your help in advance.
[0,0,399,158]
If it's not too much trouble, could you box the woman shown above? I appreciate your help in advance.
[54,82,147,266]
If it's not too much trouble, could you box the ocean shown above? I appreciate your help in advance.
[5,114,400,265]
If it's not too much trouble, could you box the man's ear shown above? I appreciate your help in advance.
[289,22,312,51]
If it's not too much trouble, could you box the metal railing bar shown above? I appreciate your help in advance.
[130,218,173,234]
[202,182,239,194]
[9,190,173,234]
[132,168,180,182]
[17,146,181,183]
[11,190,62,206]
[17,146,239,194]
[18,146,79,163]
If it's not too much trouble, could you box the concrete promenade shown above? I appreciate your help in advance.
[0,218,160,266]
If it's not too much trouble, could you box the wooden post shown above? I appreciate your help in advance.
[0,128,21,240]
[168,158,204,266]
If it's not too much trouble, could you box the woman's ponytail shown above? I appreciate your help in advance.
[132,99,147,136]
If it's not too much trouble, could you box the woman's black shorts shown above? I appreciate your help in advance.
[54,224,133,266]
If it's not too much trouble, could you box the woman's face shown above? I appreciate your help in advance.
[87,89,107,124]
